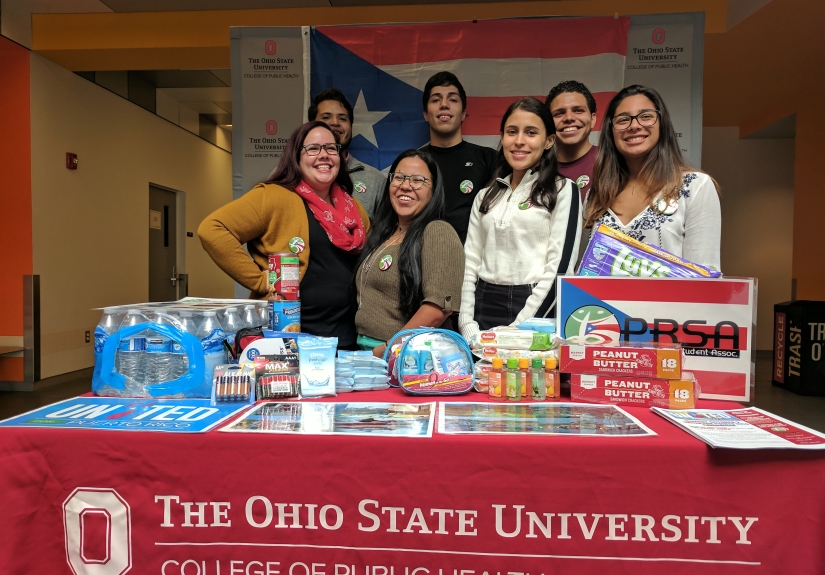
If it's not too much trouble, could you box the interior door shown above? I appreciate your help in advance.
[149,186,178,301]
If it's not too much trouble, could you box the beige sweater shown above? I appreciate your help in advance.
[355,221,464,341]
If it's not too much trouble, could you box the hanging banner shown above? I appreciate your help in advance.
[310,17,630,170]
[625,13,705,166]
[230,27,306,201]
[229,15,704,178]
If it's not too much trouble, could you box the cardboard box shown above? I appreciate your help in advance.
[773,301,825,395]
[560,342,682,378]
[570,372,697,409]
[557,276,756,402]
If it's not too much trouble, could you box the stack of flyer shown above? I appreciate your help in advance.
[560,341,699,409]
[652,407,825,449]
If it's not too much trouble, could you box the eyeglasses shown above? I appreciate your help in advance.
[389,172,431,189]
[301,143,341,156]
[611,110,660,131]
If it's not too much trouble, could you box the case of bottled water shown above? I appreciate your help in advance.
[92,297,261,398]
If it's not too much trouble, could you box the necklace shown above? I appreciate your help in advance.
[358,230,404,309]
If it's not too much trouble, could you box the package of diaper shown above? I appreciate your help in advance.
[579,224,721,279]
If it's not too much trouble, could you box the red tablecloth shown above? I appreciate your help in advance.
[1,390,823,575]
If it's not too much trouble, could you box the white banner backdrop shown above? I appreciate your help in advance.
[625,13,705,167]
[230,27,307,201]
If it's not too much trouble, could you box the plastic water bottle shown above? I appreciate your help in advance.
[149,310,183,385]
[256,302,269,328]
[94,307,121,363]
[94,307,122,390]
[222,307,243,355]
[144,337,172,384]
[197,311,226,390]
[116,309,149,393]
[242,304,260,329]
[170,310,198,379]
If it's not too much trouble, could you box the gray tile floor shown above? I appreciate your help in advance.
[1,352,824,431]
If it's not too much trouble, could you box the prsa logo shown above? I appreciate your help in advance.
[564,305,621,344]
[265,40,277,55]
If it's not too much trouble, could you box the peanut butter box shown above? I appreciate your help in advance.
[560,342,682,379]
[570,372,697,409]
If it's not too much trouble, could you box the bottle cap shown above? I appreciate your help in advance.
[506,357,519,369]
[518,357,529,368]
[491,357,503,368]
[545,357,557,369]
[532,357,543,368]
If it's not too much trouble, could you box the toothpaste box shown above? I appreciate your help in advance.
[570,372,697,409]
[560,342,682,378]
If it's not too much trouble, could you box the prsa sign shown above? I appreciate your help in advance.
[557,276,756,401]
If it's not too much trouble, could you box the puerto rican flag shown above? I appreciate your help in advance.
[310,17,629,171]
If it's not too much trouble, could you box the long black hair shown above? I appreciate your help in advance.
[358,149,445,318]
[264,121,354,194]
[480,97,563,214]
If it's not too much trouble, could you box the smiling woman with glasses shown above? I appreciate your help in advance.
[584,85,721,271]
[199,120,370,349]
[355,149,464,357]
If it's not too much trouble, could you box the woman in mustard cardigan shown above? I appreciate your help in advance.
[198,121,371,348]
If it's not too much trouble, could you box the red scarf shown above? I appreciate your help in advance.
[294,180,366,253]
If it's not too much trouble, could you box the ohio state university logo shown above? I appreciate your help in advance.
[63,487,132,575]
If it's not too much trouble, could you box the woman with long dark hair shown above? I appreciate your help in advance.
[458,98,581,344]
[355,149,464,357]
[198,120,369,348]
[584,85,721,269]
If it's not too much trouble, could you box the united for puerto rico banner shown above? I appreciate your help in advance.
[310,17,630,171]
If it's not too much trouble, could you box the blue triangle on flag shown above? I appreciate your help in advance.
[310,28,430,171]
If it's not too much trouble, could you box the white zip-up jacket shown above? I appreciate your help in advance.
[459,170,581,342]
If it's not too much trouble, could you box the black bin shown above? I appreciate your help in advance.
[773,300,825,395]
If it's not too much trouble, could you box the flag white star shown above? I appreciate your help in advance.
[351,90,390,148]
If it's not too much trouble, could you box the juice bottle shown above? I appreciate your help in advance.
[545,357,559,399]
[518,357,530,400]
[487,357,504,401]
[505,357,521,402]
[531,357,546,400]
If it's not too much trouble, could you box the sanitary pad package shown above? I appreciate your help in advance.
[579,224,721,279]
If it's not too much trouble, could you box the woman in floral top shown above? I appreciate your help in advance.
[584,85,721,271]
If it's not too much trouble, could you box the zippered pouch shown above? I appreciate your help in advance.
[384,328,474,395]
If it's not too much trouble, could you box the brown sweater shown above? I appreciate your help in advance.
[198,183,369,298]
[355,220,464,341]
